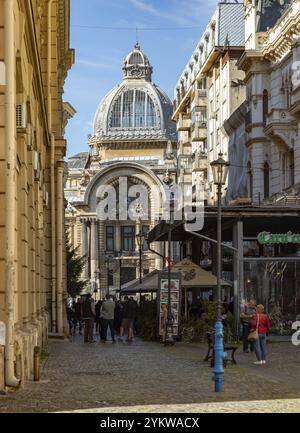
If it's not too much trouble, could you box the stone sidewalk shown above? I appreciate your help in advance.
[0,336,300,413]
[63,399,300,413]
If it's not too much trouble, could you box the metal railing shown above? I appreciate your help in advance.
[252,192,300,207]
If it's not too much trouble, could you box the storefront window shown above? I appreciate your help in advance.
[244,260,300,321]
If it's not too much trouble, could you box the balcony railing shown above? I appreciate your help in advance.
[252,192,300,207]
[179,154,193,172]
[266,108,293,124]
[177,116,191,131]
[192,152,208,171]
[192,121,207,141]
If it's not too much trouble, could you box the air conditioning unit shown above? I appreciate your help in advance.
[16,103,27,129]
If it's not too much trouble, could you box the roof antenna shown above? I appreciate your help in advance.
[135,27,140,50]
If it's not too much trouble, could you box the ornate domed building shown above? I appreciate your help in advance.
[65,44,177,295]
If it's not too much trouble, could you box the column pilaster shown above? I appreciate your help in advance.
[80,217,89,279]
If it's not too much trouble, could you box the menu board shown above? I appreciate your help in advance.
[157,272,181,341]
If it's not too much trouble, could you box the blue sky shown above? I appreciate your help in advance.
[64,0,217,157]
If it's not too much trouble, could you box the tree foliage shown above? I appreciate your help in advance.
[66,237,87,298]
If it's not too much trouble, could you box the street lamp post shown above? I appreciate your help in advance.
[136,231,144,303]
[118,250,122,300]
[165,199,175,346]
[210,153,229,392]
[105,257,111,296]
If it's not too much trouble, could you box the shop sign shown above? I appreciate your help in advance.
[258,231,300,245]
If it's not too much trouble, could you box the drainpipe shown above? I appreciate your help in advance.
[56,160,64,334]
[50,133,56,333]
[48,0,56,333]
[4,0,20,387]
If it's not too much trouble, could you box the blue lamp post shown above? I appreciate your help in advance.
[210,153,229,392]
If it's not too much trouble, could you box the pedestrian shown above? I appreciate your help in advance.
[74,297,83,335]
[100,294,116,343]
[228,295,234,315]
[119,296,137,342]
[114,299,123,335]
[240,298,257,353]
[250,304,271,365]
[160,303,168,343]
[95,298,103,338]
[66,300,76,336]
[81,293,96,343]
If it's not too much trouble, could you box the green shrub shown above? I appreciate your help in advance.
[179,301,235,343]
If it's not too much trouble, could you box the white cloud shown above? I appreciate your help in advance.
[128,0,217,27]
[128,0,201,26]
[77,59,114,69]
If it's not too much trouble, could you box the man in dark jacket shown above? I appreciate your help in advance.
[240,298,257,353]
[114,299,123,335]
[119,296,137,342]
[95,299,103,339]
[81,294,96,343]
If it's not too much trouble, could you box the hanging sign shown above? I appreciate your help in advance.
[258,231,300,245]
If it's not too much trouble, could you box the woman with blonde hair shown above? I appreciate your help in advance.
[250,304,270,365]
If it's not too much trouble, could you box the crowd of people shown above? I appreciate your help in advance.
[66,294,138,344]
[66,292,271,365]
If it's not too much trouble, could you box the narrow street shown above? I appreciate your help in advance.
[1,337,300,413]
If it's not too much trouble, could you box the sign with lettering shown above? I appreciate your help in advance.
[258,231,300,245]
[0,322,5,346]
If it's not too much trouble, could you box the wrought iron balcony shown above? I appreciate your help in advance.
[177,116,191,131]
[192,121,207,141]
[192,151,208,171]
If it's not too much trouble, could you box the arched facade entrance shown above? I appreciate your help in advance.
[76,163,166,295]
[65,43,177,297]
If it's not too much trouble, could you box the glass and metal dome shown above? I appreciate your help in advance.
[92,44,176,141]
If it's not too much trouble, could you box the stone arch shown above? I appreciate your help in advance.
[84,162,166,223]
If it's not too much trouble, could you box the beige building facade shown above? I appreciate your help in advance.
[173,2,245,205]
[0,0,74,390]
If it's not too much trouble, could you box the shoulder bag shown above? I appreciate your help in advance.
[248,314,259,342]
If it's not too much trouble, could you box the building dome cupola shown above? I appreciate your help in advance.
[123,43,153,81]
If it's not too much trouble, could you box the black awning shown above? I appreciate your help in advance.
[148,206,300,243]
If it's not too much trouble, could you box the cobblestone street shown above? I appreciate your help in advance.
[0,336,300,413]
